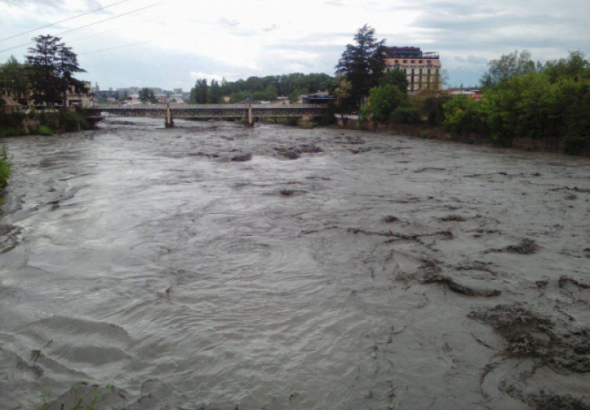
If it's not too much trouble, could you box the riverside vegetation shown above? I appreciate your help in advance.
[333,26,590,156]
[0,145,10,195]
[0,109,91,138]
[0,34,90,138]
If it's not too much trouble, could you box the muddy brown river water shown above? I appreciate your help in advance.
[1,118,589,410]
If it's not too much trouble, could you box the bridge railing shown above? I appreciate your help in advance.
[90,104,326,110]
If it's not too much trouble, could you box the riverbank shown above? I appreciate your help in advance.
[0,145,10,193]
[338,118,590,157]
[0,109,92,138]
[1,117,589,410]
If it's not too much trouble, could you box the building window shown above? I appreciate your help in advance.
[428,69,431,75]
[419,60,423,64]
[411,60,415,63]
[411,69,415,76]
[403,60,407,63]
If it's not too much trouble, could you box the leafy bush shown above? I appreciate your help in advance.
[60,111,88,132]
[277,117,299,126]
[297,118,316,129]
[0,128,27,138]
[562,133,588,155]
[442,96,487,136]
[38,112,60,130]
[0,112,25,129]
[38,125,53,136]
[416,94,450,127]
[391,107,421,124]
[0,145,11,189]
[363,84,408,122]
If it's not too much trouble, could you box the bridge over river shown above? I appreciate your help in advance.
[87,103,327,127]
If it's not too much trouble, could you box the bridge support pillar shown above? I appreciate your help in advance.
[165,106,174,129]
[246,105,254,127]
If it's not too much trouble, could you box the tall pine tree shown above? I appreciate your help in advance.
[26,35,86,107]
[335,25,386,108]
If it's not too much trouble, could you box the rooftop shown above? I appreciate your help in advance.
[385,46,439,60]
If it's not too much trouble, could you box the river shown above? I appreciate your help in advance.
[1,118,589,409]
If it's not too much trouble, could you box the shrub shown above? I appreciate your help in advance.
[562,133,588,155]
[39,112,60,130]
[0,112,25,129]
[0,145,11,189]
[0,128,27,138]
[277,117,299,126]
[38,125,53,136]
[391,107,421,124]
[441,96,487,136]
[418,94,450,126]
[363,84,408,122]
[61,111,88,132]
[297,118,316,129]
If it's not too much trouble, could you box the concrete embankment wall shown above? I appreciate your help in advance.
[338,119,589,157]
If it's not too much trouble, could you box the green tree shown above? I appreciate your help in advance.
[335,24,386,107]
[139,88,156,103]
[26,35,86,107]
[542,51,590,83]
[362,84,407,122]
[480,50,536,89]
[442,95,486,135]
[379,68,408,94]
[332,74,352,116]
[26,35,61,106]
[1,56,30,101]
[289,88,306,104]
[208,79,222,104]
[189,79,208,104]
[55,42,86,103]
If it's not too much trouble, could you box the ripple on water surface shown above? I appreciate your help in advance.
[1,118,590,410]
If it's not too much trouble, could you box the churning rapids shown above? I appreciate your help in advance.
[1,118,589,410]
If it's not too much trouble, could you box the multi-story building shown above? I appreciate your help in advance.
[65,81,94,108]
[384,47,442,94]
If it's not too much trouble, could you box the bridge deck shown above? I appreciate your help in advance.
[87,104,326,119]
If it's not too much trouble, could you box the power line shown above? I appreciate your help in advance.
[58,3,163,36]
[69,29,119,43]
[0,2,163,55]
[0,0,135,43]
[79,41,151,55]
[68,6,170,43]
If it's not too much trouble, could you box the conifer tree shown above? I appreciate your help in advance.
[26,35,86,107]
[335,25,386,107]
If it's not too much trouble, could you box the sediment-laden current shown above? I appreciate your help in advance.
[1,118,589,410]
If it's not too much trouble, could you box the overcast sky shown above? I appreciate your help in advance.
[1,0,589,90]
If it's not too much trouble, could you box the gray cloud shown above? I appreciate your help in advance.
[413,13,577,32]
[404,0,589,55]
